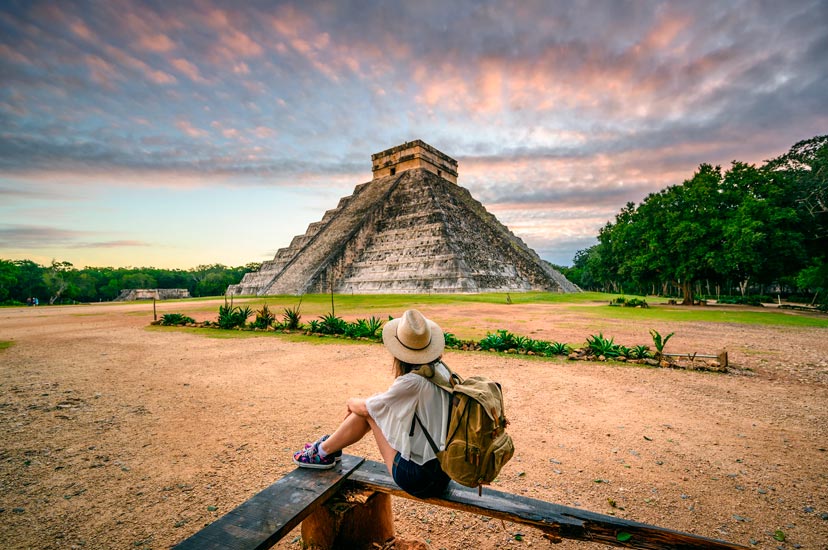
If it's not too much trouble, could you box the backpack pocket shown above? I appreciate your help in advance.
[437,440,483,488]
[479,431,515,485]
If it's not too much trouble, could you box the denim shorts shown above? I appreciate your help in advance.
[392,452,450,498]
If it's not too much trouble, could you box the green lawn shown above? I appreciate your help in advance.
[568,303,828,327]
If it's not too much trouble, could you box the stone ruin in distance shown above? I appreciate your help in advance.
[227,140,578,295]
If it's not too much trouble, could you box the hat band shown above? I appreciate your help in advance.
[395,330,432,352]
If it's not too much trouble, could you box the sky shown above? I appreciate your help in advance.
[1,1,827,269]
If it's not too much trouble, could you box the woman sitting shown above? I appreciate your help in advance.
[292,309,452,498]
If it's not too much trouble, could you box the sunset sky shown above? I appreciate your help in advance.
[2,1,826,269]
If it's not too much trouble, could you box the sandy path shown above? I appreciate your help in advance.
[0,300,826,549]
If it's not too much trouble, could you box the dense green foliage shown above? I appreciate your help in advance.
[0,261,259,305]
[565,135,828,306]
[160,313,196,326]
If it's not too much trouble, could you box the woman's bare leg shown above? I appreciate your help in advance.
[322,413,371,452]
[366,416,397,475]
[321,413,397,475]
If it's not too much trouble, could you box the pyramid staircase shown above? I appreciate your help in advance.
[228,167,577,295]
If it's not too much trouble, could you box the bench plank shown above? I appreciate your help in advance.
[173,455,364,550]
[346,459,747,550]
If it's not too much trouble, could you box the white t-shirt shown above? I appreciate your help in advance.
[365,362,451,465]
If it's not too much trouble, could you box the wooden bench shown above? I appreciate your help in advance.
[174,455,748,549]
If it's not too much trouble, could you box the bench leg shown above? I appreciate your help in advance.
[302,489,394,549]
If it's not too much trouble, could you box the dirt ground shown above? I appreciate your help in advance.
[1,299,826,550]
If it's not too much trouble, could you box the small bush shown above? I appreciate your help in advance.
[318,313,347,335]
[479,329,519,352]
[218,303,251,329]
[160,313,195,326]
[251,304,276,329]
[629,344,652,359]
[444,331,461,347]
[610,296,649,308]
[283,302,302,330]
[586,333,620,358]
[548,341,570,355]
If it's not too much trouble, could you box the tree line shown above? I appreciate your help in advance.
[560,135,828,306]
[0,261,260,305]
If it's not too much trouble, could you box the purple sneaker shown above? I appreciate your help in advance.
[293,437,338,469]
[302,435,342,462]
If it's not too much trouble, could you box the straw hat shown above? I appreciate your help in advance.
[382,309,444,364]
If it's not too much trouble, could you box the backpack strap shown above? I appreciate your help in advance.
[411,361,461,393]
[410,412,441,455]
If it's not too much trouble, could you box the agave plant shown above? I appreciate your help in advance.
[479,329,518,352]
[217,300,251,329]
[548,341,571,355]
[360,316,384,338]
[629,344,652,359]
[586,333,620,358]
[252,303,276,329]
[160,313,195,326]
[282,303,302,330]
[443,331,462,348]
[318,313,347,335]
[307,319,320,333]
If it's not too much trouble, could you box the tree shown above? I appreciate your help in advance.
[0,259,18,303]
[43,260,75,304]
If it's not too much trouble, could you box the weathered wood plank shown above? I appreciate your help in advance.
[346,459,748,550]
[173,455,364,550]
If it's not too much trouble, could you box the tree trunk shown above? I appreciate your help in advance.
[680,280,694,305]
[738,277,750,296]
[302,490,394,550]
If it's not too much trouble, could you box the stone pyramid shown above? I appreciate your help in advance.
[227,141,578,295]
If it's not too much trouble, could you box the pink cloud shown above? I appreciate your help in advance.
[102,44,177,85]
[267,5,373,82]
[252,126,276,139]
[135,33,176,53]
[85,54,122,89]
[175,119,207,138]
[170,57,206,82]
[0,44,32,66]
[69,19,94,41]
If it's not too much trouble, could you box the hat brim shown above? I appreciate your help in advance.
[382,317,445,365]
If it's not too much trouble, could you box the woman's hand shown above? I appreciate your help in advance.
[346,397,368,418]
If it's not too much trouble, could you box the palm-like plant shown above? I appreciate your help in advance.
[649,329,675,359]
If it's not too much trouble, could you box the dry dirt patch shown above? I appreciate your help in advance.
[0,300,826,549]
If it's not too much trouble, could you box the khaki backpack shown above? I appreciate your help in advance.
[412,364,515,495]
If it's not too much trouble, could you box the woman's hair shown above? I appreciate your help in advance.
[392,356,442,378]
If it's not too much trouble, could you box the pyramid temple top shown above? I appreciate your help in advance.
[371,140,458,183]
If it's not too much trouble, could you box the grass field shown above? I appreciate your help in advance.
[135,291,828,334]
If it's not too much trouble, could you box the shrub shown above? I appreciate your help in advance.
[443,331,462,347]
[610,296,649,308]
[283,302,303,330]
[549,341,570,355]
[344,317,384,339]
[160,313,195,326]
[318,313,347,335]
[629,344,652,359]
[252,304,276,329]
[649,329,674,359]
[218,303,251,329]
[586,333,620,358]
[479,329,518,352]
